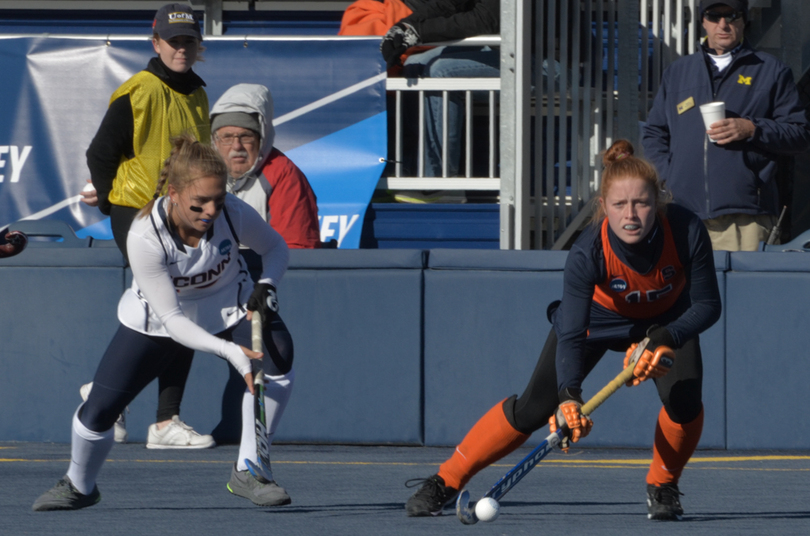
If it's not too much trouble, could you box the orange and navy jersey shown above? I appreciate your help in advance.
[552,203,722,394]
[592,216,686,318]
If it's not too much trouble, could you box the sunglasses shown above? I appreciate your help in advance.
[704,11,743,24]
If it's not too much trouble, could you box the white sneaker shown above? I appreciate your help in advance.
[79,382,128,444]
[146,415,215,449]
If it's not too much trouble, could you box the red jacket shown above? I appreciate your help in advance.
[262,148,320,249]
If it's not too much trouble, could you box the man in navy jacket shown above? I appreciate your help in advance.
[642,0,810,251]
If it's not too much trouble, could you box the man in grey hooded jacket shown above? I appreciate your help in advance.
[210,83,321,249]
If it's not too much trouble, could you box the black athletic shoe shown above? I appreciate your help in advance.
[32,476,101,512]
[405,474,459,517]
[646,483,684,521]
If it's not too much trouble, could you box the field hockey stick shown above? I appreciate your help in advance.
[456,337,649,524]
[245,310,274,481]
[766,205,787,245]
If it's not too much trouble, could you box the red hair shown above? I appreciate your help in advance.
[592,139,671,222]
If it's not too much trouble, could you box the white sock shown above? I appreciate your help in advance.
[66,404,115,496]
[237,369,295,472]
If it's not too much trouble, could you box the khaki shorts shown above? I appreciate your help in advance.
[703,214,777,252]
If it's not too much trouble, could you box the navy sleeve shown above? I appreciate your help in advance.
[642,69,673,181]
[405,0,499,43]
[662,206,722,346]
[554,227,602,395]
[748,65,810,155]
[86,94,134,215]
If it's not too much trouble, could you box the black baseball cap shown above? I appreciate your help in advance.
[152,3,202,40]
[700,0,748,19]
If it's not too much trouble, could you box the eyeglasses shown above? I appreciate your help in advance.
[704,11,743,24]
[216,133,258,146]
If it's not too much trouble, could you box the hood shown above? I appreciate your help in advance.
[210,83,276,189]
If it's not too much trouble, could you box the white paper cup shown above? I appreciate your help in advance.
[700,101,725,142]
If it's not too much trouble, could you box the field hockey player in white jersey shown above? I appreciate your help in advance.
[33,135,295,511]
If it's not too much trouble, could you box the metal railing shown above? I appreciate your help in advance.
[380,1,704,248]
[534,0,702,249]
[382,76,500,191]
[190,0,708,249]
[381,36,502,193]
[379,0,704,248]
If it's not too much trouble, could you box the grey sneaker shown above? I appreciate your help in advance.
[32,476,101,511]
[227,463,291,506]
[146,415,215,449]
[80,382,127,444]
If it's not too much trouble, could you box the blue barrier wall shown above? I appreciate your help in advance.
[0,233,805,449]
[0,243,125,442]
[423,250,727,449]
[361,204,500,250]
[423,250,568,446]
[725,253,810,449]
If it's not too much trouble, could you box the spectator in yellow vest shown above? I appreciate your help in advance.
[80,3,214,450]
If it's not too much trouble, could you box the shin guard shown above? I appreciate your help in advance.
[66,404,115,496]
[438,400,529,490]
[237,369,295,472]
[647,405,704,486]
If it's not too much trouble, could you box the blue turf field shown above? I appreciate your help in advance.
[3,442,809,535]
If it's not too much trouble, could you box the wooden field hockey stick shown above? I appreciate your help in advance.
[245,310,274,481]
[455,338,649,524]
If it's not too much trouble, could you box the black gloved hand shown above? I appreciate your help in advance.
[380,22,421,69]
[645,324,675,352]
[248,283,279,319]
[0,231,28,259]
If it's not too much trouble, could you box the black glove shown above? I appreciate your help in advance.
[645,324,675,352]
[380,22,421,69]
[0,231,28,259]
[248,283,279,318]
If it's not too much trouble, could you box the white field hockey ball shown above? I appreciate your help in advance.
[475,497,500,522]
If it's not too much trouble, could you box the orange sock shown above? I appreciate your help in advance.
[438,400,529,490]
[647,405,704,486]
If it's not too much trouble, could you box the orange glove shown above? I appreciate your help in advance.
[623,343,675,387]
[549,400,593,450]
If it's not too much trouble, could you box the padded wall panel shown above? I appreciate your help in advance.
[0,246,730,448]
[726,269,810,449]
[424,269,564,446]
[428,248,568,271]
[249,268,423,444]
[288,248,426,270]
[0,263,124,442]
[422,247,569,449]
[423,257,726,449]
[200,249,425,445]
[136,269,426,445]
[730,251,810,272]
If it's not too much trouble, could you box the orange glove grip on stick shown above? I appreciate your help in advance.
[548,400,593,448]
[623,344,675,387]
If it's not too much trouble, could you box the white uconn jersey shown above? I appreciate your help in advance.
[118,195,287,339]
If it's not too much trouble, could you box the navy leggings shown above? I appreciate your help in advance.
[80,312,294,433]
[504,328,703,434]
